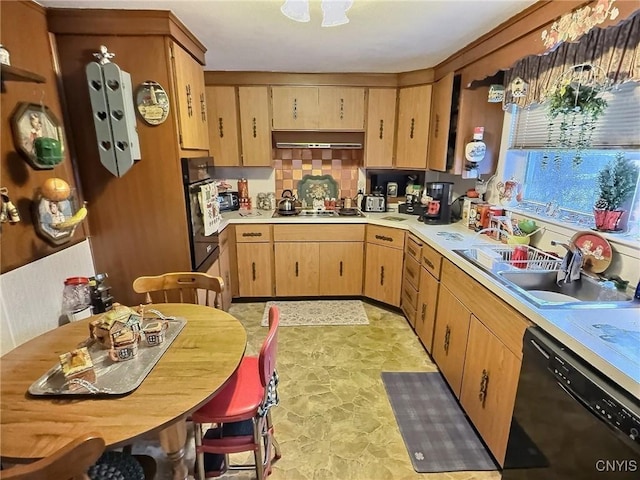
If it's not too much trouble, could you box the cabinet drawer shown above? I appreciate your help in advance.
[405,233,423,262]
[441,260,531,358]
[401,278,419,310]
[403,254,421,290]
[401,295,417,328]
[421,243,442,279]
[366,225,405,249]
[274,224,364,242]
[235,224,272,242]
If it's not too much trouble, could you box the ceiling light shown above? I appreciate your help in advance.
[321,0,353,27]
[280,0,353,27]
[281,0,310,23]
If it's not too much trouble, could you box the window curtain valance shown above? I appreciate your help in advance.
[504,9,640,109]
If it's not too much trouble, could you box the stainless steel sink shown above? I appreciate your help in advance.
[497,270,636,308]
[452,247,638,309]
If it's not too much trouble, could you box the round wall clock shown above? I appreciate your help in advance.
[135,81,170,126]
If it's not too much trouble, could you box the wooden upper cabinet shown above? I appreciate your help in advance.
[427,72,456,172]
[238,86,272,167]
[171,42,209,150]
[271,86,319,129]
[318,86,365,130]
[271,86,365,130]
[365,88,397,168]
[395,84,432,169]
[206,86,241,166]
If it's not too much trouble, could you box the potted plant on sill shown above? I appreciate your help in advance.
[594,153,639,232]
[544,64,608,168]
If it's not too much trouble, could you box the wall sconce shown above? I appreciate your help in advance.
[281,0,353,27]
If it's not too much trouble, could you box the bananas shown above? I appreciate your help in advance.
[51,202,88,230]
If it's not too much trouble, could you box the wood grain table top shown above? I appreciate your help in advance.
[0,304,247,462]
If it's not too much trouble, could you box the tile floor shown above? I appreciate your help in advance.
[136,301,500,480]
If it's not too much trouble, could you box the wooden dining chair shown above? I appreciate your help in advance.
[192,305,282,480]
[0,432,155,480]
[132,272,225,309]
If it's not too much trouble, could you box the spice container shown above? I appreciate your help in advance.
[62,277,92,321]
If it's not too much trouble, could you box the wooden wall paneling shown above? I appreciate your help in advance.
[451,84,505,176]
[1,1,87,274]
[204,71,399,87]
[53,33,191,306]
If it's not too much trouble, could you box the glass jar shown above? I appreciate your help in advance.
[62,276,92,315]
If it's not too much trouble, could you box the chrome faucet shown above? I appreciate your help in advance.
[550,239,576,254]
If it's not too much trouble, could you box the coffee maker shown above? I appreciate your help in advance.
[420,182,454,224]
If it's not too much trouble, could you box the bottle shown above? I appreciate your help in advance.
[237,178,249,199]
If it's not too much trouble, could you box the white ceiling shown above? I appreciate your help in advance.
[37,0,538,73]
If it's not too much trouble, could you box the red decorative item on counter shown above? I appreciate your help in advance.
[238,178,249,199]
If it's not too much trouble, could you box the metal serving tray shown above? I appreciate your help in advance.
[28,317,186,396]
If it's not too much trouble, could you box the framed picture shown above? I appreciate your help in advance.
[10,103,65,170]
[386,182,398,198]
[33,195,76,245]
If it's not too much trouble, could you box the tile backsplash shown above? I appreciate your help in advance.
[274,148,361,200]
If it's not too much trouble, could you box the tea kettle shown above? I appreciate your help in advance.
[278,189,297,213]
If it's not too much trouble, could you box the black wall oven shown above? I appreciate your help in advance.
[181,157,219,272]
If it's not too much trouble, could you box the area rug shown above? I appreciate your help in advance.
[261,300,369,326]
[381,371,497,473]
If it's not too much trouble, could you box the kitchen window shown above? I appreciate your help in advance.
[504,82,640,239]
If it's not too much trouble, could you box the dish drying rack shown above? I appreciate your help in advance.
[474,244,562,271]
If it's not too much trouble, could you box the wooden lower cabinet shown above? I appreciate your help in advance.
[415,266,439,353]
[460,316,521,465]
[274,243,320,296]
[319,242,363,295]
[364,243,403,307]
[431,285,470,398]
[272,225,364,297]
[236,242,273,297]
[217,238,232,310]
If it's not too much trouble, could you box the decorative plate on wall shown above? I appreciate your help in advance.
[571,230,612,274]
[296,175,339,208]
[135,80,170,126]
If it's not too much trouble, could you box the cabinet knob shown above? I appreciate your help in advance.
[380,266,385,286]
[478,369,489,407]
[295,261,299,277]
[410,118,415,139]
[435,113,440,137]
[444,325,451,354]
[421,303,426,321]
[293,98,298,120]
[252,117,257,138]
[379,119,384,139]
[339,260,343,276]
[200,93,206,122]
[340,98,344,120]
[218,118,224,138]
[252,262,256,281]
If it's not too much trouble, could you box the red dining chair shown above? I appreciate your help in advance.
[192,305,282,479]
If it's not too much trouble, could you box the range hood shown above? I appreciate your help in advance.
[273,131,363,149]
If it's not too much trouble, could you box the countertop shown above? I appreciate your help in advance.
[220,209,640,399]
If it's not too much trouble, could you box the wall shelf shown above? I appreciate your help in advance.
[1,64,45,92]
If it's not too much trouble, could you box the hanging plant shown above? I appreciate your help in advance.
[543,64,609,168]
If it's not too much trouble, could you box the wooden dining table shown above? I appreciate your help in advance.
[0,303,247,480]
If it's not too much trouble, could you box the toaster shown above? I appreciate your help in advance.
[361,194,387,212]
[217,191,240,211]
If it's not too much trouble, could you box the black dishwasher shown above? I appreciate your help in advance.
[503,327,640,479]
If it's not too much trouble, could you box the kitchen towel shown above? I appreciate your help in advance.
[198,182,220,236]
[381,371,497,473]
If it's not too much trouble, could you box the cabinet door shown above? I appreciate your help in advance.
[364,243,403,307]
[416,267,439,354]
[460,316,521,465]
[365,88,397,168]
[318,86,365,130]
[236,243,273,297]
[274,243,319,296]
[395,85,432,169]
[218,244,232,311]
[271,86,318,129]
[239,86,272,167]
[206,86,241,166]
[319,242,363,295]
[427,72,455,172]
[431,285,470,398]
[172,43,209,150]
